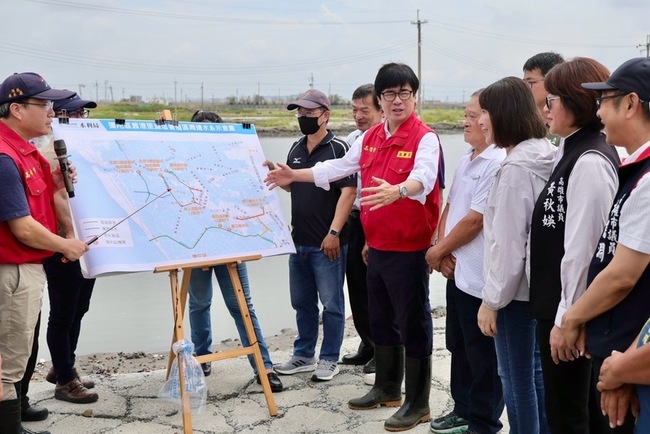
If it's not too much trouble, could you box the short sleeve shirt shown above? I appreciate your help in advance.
[287,131,356,246]
[0,154,30,222]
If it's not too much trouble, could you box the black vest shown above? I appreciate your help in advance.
[530,129,619,320]
[586,151,650,359]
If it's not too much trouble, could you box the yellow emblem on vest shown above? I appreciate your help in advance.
[25,167,37,179]
[396,151,412,158]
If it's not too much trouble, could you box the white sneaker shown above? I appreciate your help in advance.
[311,359,339,381]
[273,355,317,375]
[363,372,406,393]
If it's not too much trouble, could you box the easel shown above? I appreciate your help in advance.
[154,255,278,434]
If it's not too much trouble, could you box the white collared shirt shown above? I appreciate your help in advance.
[313,122,440,204]
[446,145,505,298]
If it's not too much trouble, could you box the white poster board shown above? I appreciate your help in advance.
[52,119,294,278]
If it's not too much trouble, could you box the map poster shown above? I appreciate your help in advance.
[52,119,295,278]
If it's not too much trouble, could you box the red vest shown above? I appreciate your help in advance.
[358,113,441,251]
[0,122,57,264]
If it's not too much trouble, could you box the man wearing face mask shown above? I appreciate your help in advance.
[265,89,356,382]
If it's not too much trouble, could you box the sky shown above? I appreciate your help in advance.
[1,0,648,104]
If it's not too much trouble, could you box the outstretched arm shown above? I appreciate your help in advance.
[263,161,314,190]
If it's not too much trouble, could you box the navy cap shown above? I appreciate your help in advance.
[582,57,650,101]
[287,89,331,111]
[53,94,97,112]
[0,72,75,105]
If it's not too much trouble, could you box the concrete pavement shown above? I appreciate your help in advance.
[22,319,510,433]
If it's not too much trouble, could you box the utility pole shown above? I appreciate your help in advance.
[94,81,99,102]
[78,83,85,98]
[201,82,204,108]
[638,34,650,57]
[174,80,178,105]
[411,9,427,117]
[308,73,314,89]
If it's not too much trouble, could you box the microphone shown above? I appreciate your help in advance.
[53,139,75,198]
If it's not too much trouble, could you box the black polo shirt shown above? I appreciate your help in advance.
[286,130,356,246]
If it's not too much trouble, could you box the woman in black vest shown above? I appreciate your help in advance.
[529,57,620,434]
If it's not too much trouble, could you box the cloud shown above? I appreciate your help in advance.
[1,0,646,103]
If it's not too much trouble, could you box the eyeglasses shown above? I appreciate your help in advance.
[595,93,628,108]
[380,90,413,102]
[56,109,90,119]
[20,100,54,110]
[295,108,325,118]
[545,96,561,109]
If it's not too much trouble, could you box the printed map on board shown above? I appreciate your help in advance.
[52,119,294,277]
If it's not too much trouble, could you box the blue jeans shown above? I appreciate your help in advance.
[495,300,549,434]
[188,263,272,374]
[289,244,347,361]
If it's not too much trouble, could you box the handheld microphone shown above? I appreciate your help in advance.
[53,139,75,198]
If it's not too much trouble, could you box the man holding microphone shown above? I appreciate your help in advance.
[0,72,88,434]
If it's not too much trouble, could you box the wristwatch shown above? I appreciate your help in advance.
[398,184,408,199]
[329,228,339,237]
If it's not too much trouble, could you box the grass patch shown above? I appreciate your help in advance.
[91,103,464,131]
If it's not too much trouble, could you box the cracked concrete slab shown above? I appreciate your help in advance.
[21,320,510,433]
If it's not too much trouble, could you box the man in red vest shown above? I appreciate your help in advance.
[0,72,88,434]
[265,63,443,432]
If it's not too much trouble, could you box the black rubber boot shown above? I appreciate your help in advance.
[384,355,431,431]
[17,380,48,422]
[21,425,51,434]
[348,345,403,410]
[0,398,22,434]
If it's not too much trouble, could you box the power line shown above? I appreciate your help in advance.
[0,39,413,76]
[24,0,407,25]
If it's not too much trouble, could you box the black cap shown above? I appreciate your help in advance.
[287,89,331,111]
[53,94,97,112]
[582,57,650,101]
[0,72,75,104]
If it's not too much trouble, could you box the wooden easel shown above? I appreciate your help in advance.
[154,255,278,434]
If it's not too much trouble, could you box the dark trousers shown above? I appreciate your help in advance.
[589,356,636,434]
[366,248,432,359]
[345,211,373,352]
[19,312,41,406]
[537,319,591,434]
[446,280,504,434]
[44,254,96,385]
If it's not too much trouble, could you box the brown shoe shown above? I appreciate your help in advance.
[46,367,95,389]
[54,378,99,404]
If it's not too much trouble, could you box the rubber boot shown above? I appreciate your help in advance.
[348,345,403,410]
[384,355,431,431]
[21,425,52,434]
[0,399,22,434]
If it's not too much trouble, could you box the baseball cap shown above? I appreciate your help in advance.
[0,72,76,105]
[287,89,331,111]
[53,94,98,112]
[582,57,650,101]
